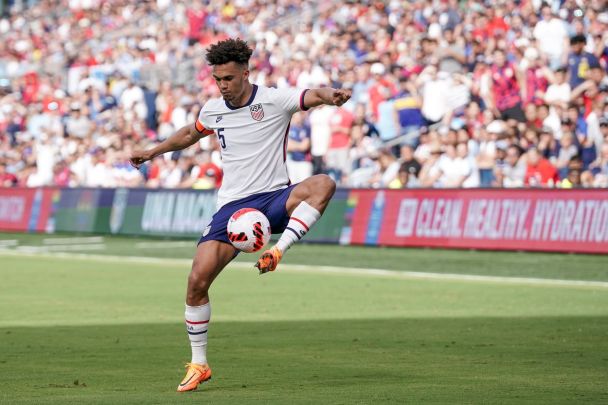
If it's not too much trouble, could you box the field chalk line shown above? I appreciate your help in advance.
[1,249,608,289]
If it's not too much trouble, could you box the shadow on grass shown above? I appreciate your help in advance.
[1,317,607,404]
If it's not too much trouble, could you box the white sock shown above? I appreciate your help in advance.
[185,303,210,365]
[276,201,321,253]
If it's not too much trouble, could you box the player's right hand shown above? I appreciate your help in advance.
[332,89,352,107]
[129,150,151,169]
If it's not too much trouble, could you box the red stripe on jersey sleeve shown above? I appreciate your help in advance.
[195,120,214,135]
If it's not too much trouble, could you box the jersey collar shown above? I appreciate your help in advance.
[225,84,258,110]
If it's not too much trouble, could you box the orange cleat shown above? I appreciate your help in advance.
[254,246,283,274]
[177,363,212,392]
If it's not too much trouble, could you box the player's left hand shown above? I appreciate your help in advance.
[332,89,352,107]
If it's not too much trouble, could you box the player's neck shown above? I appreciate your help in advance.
[230,82,254,108]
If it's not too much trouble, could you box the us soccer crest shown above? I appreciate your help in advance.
[249,103,264,121]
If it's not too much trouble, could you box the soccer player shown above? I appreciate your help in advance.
[129,38,351,392]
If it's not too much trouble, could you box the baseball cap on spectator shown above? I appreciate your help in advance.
[599,117,608,127]
[487,120,506,134]
[496,140,509,151]
[540,126,554,134]
[370,63,386,75]
[515,38,530,49]
[450,117,465,130]
[524,47,539,61]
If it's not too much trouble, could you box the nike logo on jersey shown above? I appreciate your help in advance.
[216,116,223,123]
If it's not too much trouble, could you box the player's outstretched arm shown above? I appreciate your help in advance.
[303,88,352,110]
[130,123,210,168]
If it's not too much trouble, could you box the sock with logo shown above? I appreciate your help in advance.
[185,303,210,365]
[275,201,321,253]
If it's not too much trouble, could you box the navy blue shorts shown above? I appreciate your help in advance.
[198,185,297,245]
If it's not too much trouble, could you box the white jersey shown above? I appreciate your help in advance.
[197,84,308,208]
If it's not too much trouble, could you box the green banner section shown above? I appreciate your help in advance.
[50,187,349,243]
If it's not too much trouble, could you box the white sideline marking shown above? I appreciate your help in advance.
[1,250,607,289]
[0,239,18,246]
[43,236,104,245]
[134,241,195,249]
[16,244,107,252]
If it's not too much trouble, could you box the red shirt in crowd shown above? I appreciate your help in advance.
[198,162,222,188]
[329,108,354,150]
[487,16,509,38]
[187,7,207,42]
[368,79,397,119]
[0,171,17,187]
[525,158,559,186]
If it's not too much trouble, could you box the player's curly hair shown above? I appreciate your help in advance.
[206,38,253,66]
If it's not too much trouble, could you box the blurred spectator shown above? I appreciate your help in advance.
[524,147,559,187]
[495,145,526,188]
[0,0,607,191]
[286,112,312,184]
[388,166,411,189]
[440,143,480,188]
[544,67,571,111]
[375,149,401,188]
[555,132,579,179]
[398,144,421,180]
[489,49,525,125]
[0,163,17,187]
[393,79,425,136]
[533,4,569,69]
[309,105,334,176]
[568,34,601,89]
[326,107,353,181]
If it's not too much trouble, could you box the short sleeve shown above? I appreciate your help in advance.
[268,87,310,115]
[195,104,215,135]
[589,54,601,69]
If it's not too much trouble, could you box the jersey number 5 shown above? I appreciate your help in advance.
[217,128,226,149]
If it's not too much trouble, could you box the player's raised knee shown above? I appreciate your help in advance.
[315,174,336,199]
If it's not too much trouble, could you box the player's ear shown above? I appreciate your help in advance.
[242,68,249,81]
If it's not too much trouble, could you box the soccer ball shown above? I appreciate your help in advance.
[227,208,271,253]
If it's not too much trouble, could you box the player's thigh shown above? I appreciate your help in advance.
[263,185,298,233]
[189,240,237,290]
[285,174,335,214]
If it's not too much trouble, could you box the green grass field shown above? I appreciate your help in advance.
[1,233,607,404]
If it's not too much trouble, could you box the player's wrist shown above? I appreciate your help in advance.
[144,149,157,161]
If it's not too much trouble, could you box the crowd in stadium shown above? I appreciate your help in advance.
[1,0,608,189]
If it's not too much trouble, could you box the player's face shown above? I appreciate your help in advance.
[212,62,249,105]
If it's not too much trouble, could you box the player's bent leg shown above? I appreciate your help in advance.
[179,240,237,392]
[255,175,336,274]
[285,174,336,215]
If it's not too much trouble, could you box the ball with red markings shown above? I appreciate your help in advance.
[227,208,271,253]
